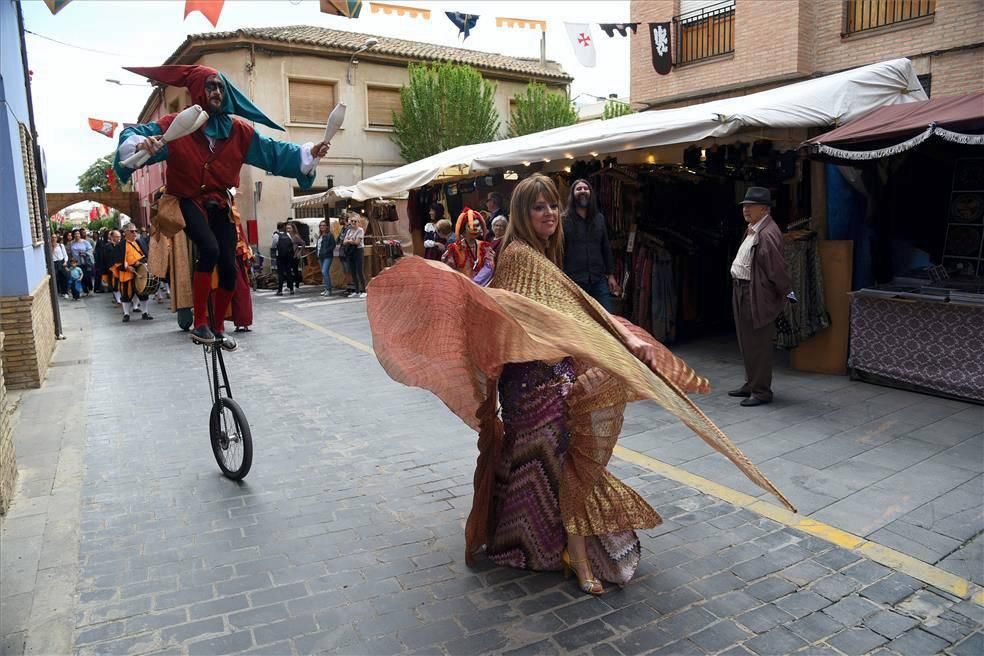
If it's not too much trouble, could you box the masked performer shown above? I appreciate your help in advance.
[113,64,329,350]
[368,175,793,596]
[441,208,495,283]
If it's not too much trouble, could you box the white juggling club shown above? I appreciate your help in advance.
[323,103,346,145]
[122,105,209,169]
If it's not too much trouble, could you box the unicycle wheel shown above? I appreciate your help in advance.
[209,397,253,480]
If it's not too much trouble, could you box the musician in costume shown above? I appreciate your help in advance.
[441,208,495,283]
[116,223,153,323]
[107,229,123,306]
[113,64,329,350]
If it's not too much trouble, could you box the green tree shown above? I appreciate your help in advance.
[392,62,500,161]
[508,82,578,137]
[602,99,633,120]
[77,153,115,193]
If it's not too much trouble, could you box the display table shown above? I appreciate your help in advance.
[848,292,984,403]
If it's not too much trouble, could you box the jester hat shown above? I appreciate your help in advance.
[124,65,284,139]
[455,208,486,241]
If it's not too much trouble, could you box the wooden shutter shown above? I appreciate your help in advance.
[367,87,401,128]
[18,123,43,244]
[289,80,336,124]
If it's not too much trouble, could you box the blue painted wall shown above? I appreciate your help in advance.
[0,0,47,297]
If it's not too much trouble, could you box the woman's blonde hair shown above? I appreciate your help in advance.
[501,174,564,266]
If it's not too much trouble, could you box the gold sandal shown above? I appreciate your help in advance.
[562,548,605,595]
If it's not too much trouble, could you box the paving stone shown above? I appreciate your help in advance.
[457,603,522,632]
[736,604,795,634]
[827,627,889,655]
[823,595,882,626]
[658,606,717,640]
[188,594,249,620]
[788,612,845,642]
[775,590,831,620]
[690,572,745,597]
[600,602,661,631]
[895,589,955,621]
[502,639,561,656]
[690,620,752,653]
[859,572,922,605]
[888,627,951,655]
[744,626,807,655]
[701,591,761,619]
[444,629,509,656]
[554,619,615,651]
[814,548,863,571]
[863,609,921,639]
[843,559,893,585]
[950,632,984,656]
[922,612,978,643]
[610,626,673,656]
[399,618,464,650]
[745,576,798,602]
[650,639,703,655]
[589,644,620,656]
[648,586,702,615]
[159,617,225,645]
[778,560,832,587]
[122,609,189,634]
[812,574,863,602]
[186,630,254,656]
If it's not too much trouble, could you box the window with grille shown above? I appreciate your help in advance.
[917,73,932,98]
[367,86,402,129]
[289,79,336,125]
[843,0,936,35]
[18,123,44,245]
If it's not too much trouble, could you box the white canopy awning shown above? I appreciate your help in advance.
[294,58,925,205]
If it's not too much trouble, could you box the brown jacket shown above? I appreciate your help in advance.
[749,216,792,329]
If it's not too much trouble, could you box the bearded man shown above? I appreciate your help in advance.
[113,64,329,350]
[562,179,619,311]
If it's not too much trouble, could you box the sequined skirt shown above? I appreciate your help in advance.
[485,359,645,585]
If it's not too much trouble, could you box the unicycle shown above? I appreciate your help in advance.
[200,333,252,480]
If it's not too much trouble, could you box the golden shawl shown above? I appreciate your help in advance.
[366,242,794,563]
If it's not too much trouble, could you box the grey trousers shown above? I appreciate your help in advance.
[732,280,776,402]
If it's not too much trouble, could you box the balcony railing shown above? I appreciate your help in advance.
[843,0,936,35]
[674,0,735,66]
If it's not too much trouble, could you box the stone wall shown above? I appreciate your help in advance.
[0,332,16,514]
[0,276,55,389]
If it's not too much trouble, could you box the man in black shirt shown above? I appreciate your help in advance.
[562,179,619,311]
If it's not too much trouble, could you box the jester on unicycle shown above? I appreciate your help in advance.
[113,64,330,479]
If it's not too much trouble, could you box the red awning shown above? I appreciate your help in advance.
[805,91,984,146]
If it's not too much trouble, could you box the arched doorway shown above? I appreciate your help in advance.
[46,191,142,226]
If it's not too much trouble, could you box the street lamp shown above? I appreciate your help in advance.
[346,38,379,85]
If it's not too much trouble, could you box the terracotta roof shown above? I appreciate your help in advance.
[183,25,572,82]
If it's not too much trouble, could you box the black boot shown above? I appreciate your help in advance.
[214,332,238,352]
[190,325,216,344]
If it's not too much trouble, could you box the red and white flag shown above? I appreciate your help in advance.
[564,22,596,68]
[184,0,224,27]
[87,118,117,138]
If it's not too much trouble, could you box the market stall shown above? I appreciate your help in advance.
[804,91,984,402]
[289,59,927,356]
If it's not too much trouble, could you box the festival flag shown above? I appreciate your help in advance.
[564,23,596,68]
[87,118,117,138]
[446,12,480,40]
[495,16,546,32]
[649,22,672,75]
[42,0,74,15]
[184,0,224,28]
[599,23,640,37]
[371,2,430,20]
[320,0,363,19]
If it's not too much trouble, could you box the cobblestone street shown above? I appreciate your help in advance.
[1,287,982,656]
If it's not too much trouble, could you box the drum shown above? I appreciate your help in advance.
[134,262,161,297]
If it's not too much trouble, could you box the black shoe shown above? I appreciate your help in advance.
[275,291,283,296]
[190,325,217,344]
[122,314,130,323]
[728,389,751,398]
[289,289,295,295]
[740,397,770,407]
[142,312,153,320]
[214,333,238,351]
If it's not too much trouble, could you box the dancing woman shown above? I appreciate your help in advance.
[367,174,793,595]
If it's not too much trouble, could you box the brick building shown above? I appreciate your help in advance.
[630,0,983,108]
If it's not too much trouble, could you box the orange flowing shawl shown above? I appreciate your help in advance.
[367,242,794,563]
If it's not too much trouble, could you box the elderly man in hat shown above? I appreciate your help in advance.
[729,187,792,407]
[113,64,329,350]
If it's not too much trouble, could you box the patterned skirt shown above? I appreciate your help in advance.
[485,359,642,585]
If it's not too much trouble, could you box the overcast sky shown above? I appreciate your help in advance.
[22,0,631,192]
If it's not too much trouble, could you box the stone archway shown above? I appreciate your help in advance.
[46,191,142,226]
